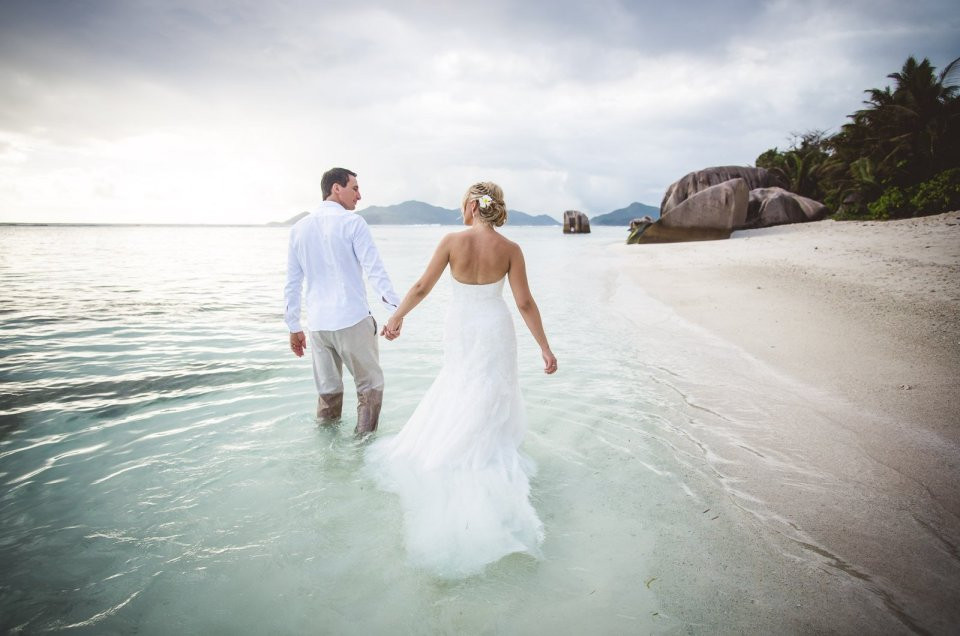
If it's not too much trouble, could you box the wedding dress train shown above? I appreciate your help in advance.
[365,275,544,578]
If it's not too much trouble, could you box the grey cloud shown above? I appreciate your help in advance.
[1,0,958,220]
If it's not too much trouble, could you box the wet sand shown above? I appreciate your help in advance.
[614,212,960,633]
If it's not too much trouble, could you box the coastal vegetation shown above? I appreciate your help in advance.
[756,55,960,220]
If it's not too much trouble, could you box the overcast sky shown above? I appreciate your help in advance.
[0,0,957,224]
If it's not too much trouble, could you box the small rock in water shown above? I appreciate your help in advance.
[899,384,913,390]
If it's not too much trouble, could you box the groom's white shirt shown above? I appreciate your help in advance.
[284,201,400,332]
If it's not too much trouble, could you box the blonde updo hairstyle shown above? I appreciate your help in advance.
[462,181,507,227]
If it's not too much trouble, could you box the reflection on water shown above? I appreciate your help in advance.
[0,225,955,633]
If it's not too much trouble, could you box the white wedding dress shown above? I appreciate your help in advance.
[365,274,544,578]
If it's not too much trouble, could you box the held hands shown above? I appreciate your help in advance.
[289,331,306,357]
[542,349,558,375]
[381,314,403,341]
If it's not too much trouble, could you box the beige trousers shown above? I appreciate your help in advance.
[307,315,384,433]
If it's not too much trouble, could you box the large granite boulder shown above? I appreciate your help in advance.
[632,179,748,243]
[629,165,831,245]
[660,166,784,216]
[563,210,591,234]
[746,187,829,228]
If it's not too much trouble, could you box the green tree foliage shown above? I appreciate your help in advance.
[756,55,960,219]
[867,168,960,219]
[755,131,831,201]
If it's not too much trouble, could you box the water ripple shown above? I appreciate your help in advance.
[1,226,955,634]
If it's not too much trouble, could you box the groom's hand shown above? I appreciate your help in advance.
[289,331,306,357]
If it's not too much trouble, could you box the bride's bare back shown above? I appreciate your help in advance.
[447,228,515,285]
[383,182,557,374]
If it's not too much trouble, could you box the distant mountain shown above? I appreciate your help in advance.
[510,210,560,226]
[267,211,309,226]
[359,200,560,226]
[359,200,459,225]
[269,201,562,226]
[591,202,660,226]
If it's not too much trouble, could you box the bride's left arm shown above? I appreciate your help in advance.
[383,235,452,338]
[507,246,557,374]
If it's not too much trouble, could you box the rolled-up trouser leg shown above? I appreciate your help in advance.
[316,392,344,421]
[335,316,385,435]
[308,330,344,422]
[355,389,383,435]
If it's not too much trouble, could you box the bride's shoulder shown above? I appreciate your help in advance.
[440,230,468,245]
[435,231,467,254]
[499,234,522,252]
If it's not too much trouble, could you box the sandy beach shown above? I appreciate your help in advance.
[617,212,960,631]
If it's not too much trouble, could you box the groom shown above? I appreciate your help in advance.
[284,167,401,434]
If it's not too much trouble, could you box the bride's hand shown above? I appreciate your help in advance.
[381,315,403,341]
[542,349,557,374]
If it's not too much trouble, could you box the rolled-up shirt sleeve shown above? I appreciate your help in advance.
[352,220,401,311]
[284,229,305,332]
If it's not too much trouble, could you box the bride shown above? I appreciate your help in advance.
[365,181,557,578]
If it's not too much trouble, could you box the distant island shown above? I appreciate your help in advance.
[590,202,660,225]
[272,200,659,226]
[270,200,559,226]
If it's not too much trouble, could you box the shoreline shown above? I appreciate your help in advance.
[617,212,960,474]
[613,212,960,629]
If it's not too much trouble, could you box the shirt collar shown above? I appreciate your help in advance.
[317,200,348,213]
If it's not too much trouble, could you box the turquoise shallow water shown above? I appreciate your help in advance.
[0,224,950,633]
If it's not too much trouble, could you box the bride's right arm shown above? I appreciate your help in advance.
[383,235,453,338]
[507,246,558,374]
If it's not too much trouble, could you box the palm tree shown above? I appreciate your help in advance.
[867,56,959,184]
[821,55,960,216]
[755,131,830,200]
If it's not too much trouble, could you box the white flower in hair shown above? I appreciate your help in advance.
[478,194,493,208]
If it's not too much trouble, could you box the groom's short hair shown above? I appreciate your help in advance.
[322,167,357,200]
